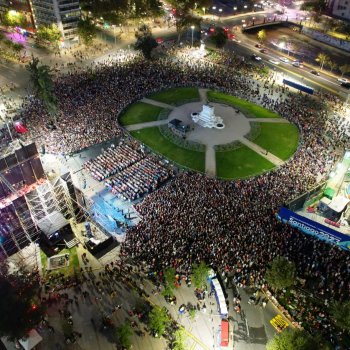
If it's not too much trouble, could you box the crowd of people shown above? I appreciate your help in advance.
[84,140,144,181]
[105,156,173,201]
[17,46,350,346]
[84,138,173,201]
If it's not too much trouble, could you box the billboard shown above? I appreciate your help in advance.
[277,207,350,251]
[283,79,314,95]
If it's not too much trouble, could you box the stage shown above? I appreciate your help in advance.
[41,139,141,238]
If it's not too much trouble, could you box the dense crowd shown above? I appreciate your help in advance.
[18,47,350,345]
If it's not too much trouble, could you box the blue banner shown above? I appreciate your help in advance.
[277,207,350,251]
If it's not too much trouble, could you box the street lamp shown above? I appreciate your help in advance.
[191,25,195,47]
[219,8,223,21]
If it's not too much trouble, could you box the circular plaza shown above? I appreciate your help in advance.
[119,87,300,179]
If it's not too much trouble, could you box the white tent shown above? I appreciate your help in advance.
[19,330,42,350]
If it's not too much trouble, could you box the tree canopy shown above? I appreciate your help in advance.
[257,29,267,43]
[1,10,27,28]
[77,18,97,46]
[134,24,158,59]
[115,322,133,349]
[191,261,210,289]
[331,300,350,332]
[267,329,323,350]
[26,56,57,115]
[265,256,296,291]
[0,266,44,341]
[210,26,227,48]
[148,306,171,337]
[36,24,61,46]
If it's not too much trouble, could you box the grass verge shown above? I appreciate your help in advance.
[131,127,205,172]
[148,87,200,105]
[253,123,299,160]
[119,102,164,126]
[208,91,281,118]
[216,143,275,179]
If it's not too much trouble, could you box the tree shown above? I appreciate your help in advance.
[331,301,350,332]
[162,267,176,297]
[315,53,330,70]
[148,306,171,337]
[257,29,266,43]
[267,329,322,350]
[173,328,187,350]
[0,266,45,341]
[340,64,350,77]
[26,56,57,115]
[191,261,210,289]
[36,24,61,46]
[265,256,296,292]
[2,10,27,28]
[116,322,133,349]
[175,14,201,42]
[210,26,227,48]
[327,60,337,73]
[77,18,97,46]
[134,24,158,60]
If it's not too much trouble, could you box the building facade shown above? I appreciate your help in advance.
[30,0,81,42]
[327,0,350,20]
[0,0,81,43]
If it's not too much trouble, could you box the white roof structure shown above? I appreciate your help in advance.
[329,196,349,213]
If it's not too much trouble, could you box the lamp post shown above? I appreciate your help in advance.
[191,25,195,47]
[219,8,223,21]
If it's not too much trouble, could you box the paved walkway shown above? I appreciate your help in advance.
[205,145,216,176]
[141,98,175,110]
[239,137,284,166]
[125,119,168,131]
[198,88,209,103]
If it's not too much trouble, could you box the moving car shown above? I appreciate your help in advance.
[341,82,350,89]
[269,59,280,65]
[260,48,268,53]
[338,77,349,83]
[255,43,262,48]
[279,57,290,63]
[252,54,262,61]
[310,70,320,76]
[292,61,303,68]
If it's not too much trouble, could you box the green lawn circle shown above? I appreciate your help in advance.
[121,88,300,179]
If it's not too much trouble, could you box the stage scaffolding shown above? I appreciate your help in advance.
[0,175,76,260]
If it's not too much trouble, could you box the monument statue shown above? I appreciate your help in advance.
[191,105,225,129]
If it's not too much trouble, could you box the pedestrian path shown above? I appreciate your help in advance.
[205,145,216,176]
[239,137,284,166]
[125,119,169,131]
[141,98,175,110]
[198,88,209,103]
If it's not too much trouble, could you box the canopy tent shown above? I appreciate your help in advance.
[19,329,43,350]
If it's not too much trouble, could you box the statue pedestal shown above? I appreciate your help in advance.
[191,105,225,129]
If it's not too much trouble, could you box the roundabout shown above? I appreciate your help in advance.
[120,87,300,179]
